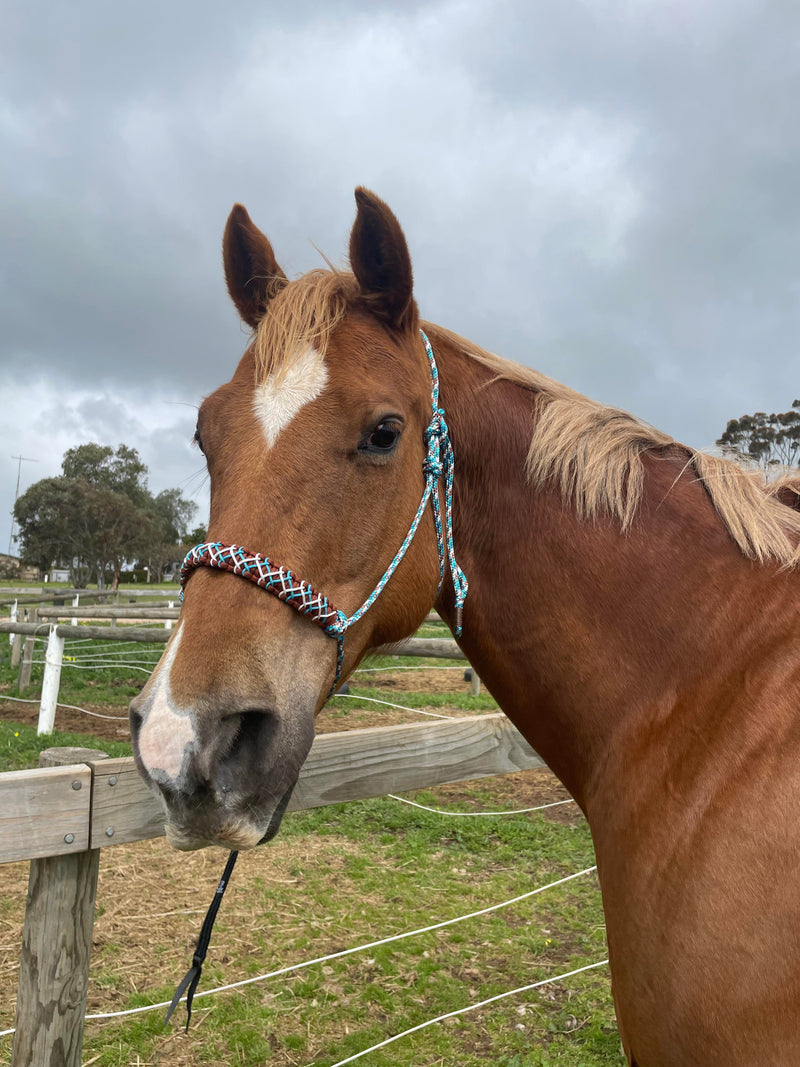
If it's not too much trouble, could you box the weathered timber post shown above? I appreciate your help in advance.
[165,600,174,629]
[10,631,22,668]
[71,594,79,628]
[17,609,38,693]
[470,669,482,697]
[38,626,65,734]
[11,747,108,1067]
[8,598,17,646]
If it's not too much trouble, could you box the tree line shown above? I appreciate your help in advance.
[13,443,204,588]
[716,400,800,471]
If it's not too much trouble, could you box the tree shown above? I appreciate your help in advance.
[62,443,150,506]
[13,443,198,588]
[78,484,159,589]
[13,477,92,585]
[716,401,800,471]
[140,489,198,583]
[151,489,197,544]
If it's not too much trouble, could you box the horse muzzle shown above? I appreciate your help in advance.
[129,695,315,851]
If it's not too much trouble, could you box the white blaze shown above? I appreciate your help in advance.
[137,623,197,782]
[253,346,328,447]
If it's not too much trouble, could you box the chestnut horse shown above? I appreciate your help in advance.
[130,189,800,1065]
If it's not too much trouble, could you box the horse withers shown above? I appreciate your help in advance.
[130,189,800,1065]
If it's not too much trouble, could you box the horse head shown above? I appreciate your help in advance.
[129,190,446,850]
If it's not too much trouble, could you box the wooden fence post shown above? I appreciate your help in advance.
[17,610,38,693]
[10,632,22,668]
[71,594,79,628]
[38,626,65,735]
[8,598,17,646]
[470,669,482,697]
[11,747,108,1067]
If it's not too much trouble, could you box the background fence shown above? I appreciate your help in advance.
[0,610,478,735]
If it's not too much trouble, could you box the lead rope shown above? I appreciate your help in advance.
[165,850,238,1031]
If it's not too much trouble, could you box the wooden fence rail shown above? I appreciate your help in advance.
[2,715,543,1066]
[1,589,178,608]
[0,620,473,735]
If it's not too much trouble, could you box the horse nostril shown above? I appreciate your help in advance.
[129,707,143,744]
[217,709,281,793]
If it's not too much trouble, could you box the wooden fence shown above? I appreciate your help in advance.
[4,590,180,693]
[1,714,544,1066]
[0,614,477,735]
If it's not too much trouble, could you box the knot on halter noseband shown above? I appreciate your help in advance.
[179,329,468,696]
[422,408,448,480]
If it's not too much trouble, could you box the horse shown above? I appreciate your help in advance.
[130,188,800,1065]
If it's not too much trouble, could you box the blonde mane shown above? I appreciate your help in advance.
[426,324,800,568]
[251,273,800,568]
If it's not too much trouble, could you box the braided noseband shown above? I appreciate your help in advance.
[179,329,468,696]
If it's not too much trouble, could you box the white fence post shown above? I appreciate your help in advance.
[71,594,79,628]
[38,626,65,735]
[9,598,17,645]
[165,600,174,629]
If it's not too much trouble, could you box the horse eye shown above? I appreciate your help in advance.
[193,428,205,455]
[360,421,401,455]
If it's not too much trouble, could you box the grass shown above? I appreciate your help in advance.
[68,789,616,1066]
[0,717,132,769]
[0,623,621,1065]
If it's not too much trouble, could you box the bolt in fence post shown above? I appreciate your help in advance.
[38,625,65,735]
[11,747,108,1067]
[17,609,38,694]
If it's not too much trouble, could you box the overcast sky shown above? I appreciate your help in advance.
[2,0,798,555]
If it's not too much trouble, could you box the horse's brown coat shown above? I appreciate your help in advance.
[131,190,800,1065]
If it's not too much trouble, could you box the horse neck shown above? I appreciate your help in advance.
[431,332,796,807]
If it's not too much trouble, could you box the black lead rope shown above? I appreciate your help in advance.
[165,849,239,1031]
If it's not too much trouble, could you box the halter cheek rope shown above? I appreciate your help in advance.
[167,330,468,1030]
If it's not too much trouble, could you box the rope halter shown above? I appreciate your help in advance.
[179,329,468,695]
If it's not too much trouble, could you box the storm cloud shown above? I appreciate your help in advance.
[2,0,798,546]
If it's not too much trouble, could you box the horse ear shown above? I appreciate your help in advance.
[222,204,287,328]
[349,188,417,332]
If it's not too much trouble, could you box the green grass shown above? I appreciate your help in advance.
[0,717,132,770]
[75,792,615,1066]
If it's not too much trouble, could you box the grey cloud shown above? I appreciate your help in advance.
[2,0,799,541]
